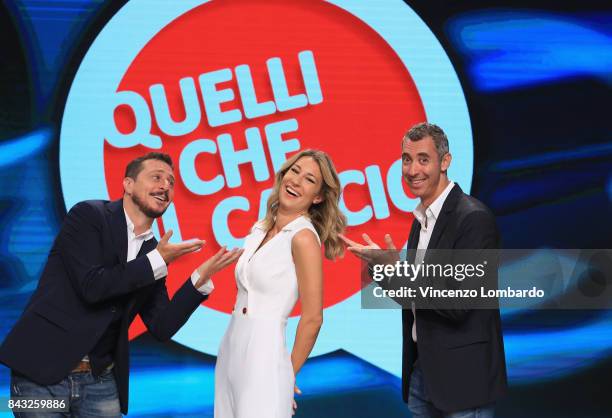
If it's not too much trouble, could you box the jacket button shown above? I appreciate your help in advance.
[242,307,247,314]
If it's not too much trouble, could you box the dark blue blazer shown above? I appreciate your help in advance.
[0,199,207,414]
[402,184,508,412]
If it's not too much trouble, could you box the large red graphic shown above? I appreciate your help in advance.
[102,0,424,339]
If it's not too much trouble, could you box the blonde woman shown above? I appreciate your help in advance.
[214,149,346,418]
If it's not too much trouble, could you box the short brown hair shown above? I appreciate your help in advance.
[404,122,449,160]
[124,152,173,179]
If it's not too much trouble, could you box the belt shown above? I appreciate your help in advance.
[71,361,114,373]
[72,361,91,373]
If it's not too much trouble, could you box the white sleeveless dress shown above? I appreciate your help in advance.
[214,216,320,418]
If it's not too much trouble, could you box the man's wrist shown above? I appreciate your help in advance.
[147,249,168,280]
[191,270,214,295]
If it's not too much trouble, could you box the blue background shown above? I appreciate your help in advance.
[0,1,611,416]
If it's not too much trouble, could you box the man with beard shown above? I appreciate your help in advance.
[0,152,242,416]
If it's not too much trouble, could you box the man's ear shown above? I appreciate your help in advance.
[123,177,134,195]
[441,152,452,173]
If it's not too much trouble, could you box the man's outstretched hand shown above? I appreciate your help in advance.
[194,246,244,288]
[339,233,400,265]
[156,230,205,264]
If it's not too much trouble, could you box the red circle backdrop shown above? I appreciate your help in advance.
[103,0,424,339]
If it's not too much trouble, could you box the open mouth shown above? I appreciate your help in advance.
[151,193,168,203]
[410,178,426,186]
[285,186,300,197]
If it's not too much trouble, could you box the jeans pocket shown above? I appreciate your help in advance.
[10,379,21,396]
[97,368,115,383]
[10,372,51,398]
[10,373,30,396]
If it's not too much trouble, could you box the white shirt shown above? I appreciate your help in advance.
[125,210,167,280]
[123,210,214,295]
[411,181,455,342]
[82,211,214,363]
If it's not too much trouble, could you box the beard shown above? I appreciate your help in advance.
[130,192,168,219]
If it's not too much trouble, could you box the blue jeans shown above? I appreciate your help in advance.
[407,362,495,418]
[10,368,121,417]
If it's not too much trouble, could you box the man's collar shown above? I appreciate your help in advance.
[414,181,455,224]
[428,181,455,219]
[123,208,154,240]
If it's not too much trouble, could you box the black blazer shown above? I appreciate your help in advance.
[402,184,507,412]
[0,199,207,414]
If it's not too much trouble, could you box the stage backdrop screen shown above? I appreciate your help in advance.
[0,1,610,417]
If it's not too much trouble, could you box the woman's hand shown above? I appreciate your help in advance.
[292,384,302,415]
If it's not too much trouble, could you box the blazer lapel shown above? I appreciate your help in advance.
[239,226,266,289]
[427,184,462,251]
[127,230,159,316]
[406,217,420,263]
[108,199,128,263]
[137,237,158,258]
